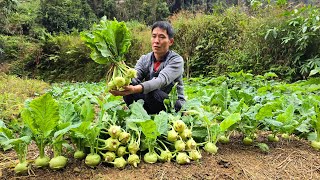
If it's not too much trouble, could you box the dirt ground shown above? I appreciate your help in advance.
[1,135,320,180]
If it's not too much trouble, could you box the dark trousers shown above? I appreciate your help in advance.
[124,89,183,114]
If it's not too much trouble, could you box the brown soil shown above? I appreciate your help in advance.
[1,135,320,180]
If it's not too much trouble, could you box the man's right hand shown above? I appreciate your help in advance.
[109,85,143,96]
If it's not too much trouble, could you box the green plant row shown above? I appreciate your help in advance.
[1,71,320,174]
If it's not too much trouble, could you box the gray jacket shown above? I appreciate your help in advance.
[133,50,186,103]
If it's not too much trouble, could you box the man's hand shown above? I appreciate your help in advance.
[109,85,143,96]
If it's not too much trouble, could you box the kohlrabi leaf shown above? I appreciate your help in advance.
[276,104,295,123]
[181,98,202,110]
[139,120,160,139]
[210,82,228,112]
[21,108,38,135]
[0,122,14,151]
[256,102,281,120]
[2,136,31,148]
[54,123,81,139]
[220,113,241,132]
[296,118,311,133]
[81,17,131,64]
[96,41,113,58]
[126,121,139,132]
[228,99,246,114]
[264,118,283,127]
[102,100,123,111]
[191,126,207,141]
[115,21,131,57]
[129,100,150,121]
[24,93,59,138]
[59,101,78,123]
[126,100,151,131]
[80,98,95,122]
[71,121,91,139]
[154,111,168,135]
[307,132,317,141]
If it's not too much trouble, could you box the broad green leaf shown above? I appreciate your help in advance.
[256,102,281,120]
[129,100,150,120]
[154,111,169,135]
[0,126,14,151]
[264,118,283,127]
[102,100,123,111]
[90,50,110,64]
[71,121,91,139]
[139,120,159,139]
[181,98,202,110]
[191,126,208,139]
[307,132,317,141]
[86,126,101,145]
[211,82,228,112]
[59,101,78,123]
[21,109,38,135]
[220,113,241,132]
[2,136,31,148]
[80,99,95,122]
[115,21,131,56]
[28,94,59,137]
[54,123,81,139]
[296,118,311,133]
[126,121,139,132]
[96,41,113,58]
[81,18,131,64]
[276,104,295,123]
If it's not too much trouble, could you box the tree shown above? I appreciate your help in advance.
[141,0,170,25]
[38,0,97,33]
[118,0,169,25]
[86,0,117,19]
[0,0,18,34]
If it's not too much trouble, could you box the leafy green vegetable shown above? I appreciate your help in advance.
[81,17,135,89]
[80,17,131,64]
[21,93,59,167]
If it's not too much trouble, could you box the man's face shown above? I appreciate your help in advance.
[151,27,174,56]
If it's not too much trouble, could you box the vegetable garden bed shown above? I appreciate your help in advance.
[1,72,320,179]
[1,134,319,179]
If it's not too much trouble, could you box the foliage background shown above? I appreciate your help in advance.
[0,0,320,82]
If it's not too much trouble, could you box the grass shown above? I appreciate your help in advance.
[0,73,49,121]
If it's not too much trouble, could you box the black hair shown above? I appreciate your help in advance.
[151,21,175,39]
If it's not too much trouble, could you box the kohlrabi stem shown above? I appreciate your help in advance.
[157,140,169,151]
[207,125,211,143]
[112,65,116,80]
[77,139,81,150]
[18,145,24,162]
[317,130,320,142]
[136,130,141,146]
[23,145,28,162]
[39,138,45,158]
[94,138,99,154]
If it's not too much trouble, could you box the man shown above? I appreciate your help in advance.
[110,21,185,114]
